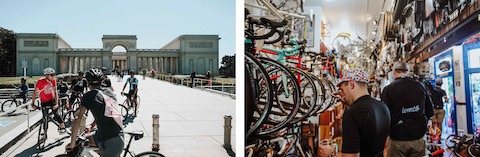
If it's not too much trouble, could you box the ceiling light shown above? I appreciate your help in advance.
[373,20,378,26]
[372,31,377,35]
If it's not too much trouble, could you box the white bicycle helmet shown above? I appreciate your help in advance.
[43,67,56,75]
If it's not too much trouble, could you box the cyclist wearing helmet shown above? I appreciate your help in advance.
[101,67,114,91]
[68,68,124,156]
[32,68,66,133]
[68,71,88,110]
[122,70,138,116]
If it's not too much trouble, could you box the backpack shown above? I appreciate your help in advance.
[95,89,123,128]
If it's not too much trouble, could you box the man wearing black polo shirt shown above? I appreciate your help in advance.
[334,68,391,157]
[381,61,434,157]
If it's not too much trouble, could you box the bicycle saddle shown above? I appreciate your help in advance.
[125,130,144,140]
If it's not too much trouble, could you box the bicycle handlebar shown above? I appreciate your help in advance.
[248,17,288,40]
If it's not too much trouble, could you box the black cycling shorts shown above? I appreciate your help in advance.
[128,90,137,99]
[41,99,56,107]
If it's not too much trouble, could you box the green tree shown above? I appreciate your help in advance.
[219,54,235,78]
[0,27,16,76]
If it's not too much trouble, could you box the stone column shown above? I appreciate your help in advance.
[83,57,87,71]
[169,57,174,73]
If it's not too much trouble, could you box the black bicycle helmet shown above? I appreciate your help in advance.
[129,70,135,74]
[101,67,108,71]
[85,68,103,85]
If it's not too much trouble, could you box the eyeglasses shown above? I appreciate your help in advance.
[46,74,55,76]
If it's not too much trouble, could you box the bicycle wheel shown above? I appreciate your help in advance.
[245,53,274,138]
[120,103,129,120]
[289,67,317,124]
[63,110,75,128]
[135,151,165,157]
[1,99,18,114]
[37,117,47,149]
[258,57,301,135]
[306,73,326,116]
[445,134,458,148]
[135,96,141,115]
[468,143,480,157]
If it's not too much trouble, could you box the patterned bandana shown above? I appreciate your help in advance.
[337,68,370,86]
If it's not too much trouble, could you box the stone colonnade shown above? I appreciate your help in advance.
[59,56,179,74]
[137,57,178,74]
[60,56,102,74]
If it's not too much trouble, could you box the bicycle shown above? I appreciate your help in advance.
[1,84,32,114]
[37,104,69,149]
[56,130,164,157]
[63,93,84,128]
[120,92,141,119]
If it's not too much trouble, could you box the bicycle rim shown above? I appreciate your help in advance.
[258,57,301,135]
[120,104,129,120]
[1,100,17,113]
[445,135,457,148]
[468,144,480,157]
[134,151,165,157]
[289,67,317,124]
[63,110,75,128]
[306,73,326,116]
[246,53,274,138]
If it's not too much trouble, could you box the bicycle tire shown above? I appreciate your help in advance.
[1,99,18,113]
[135,96,141,115]
[258,57,301,135]
[445,134,457,148]
[135,151,165,157]
[54,154,68,157]
[245,53,274,138]
[306,73,326,116]
[289,67,317,124]
[63,110,76,128]
[468,143,480,157]
[37,117,47,149]
[120,103,129,120]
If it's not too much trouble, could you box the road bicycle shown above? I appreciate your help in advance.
[120,92,141,120]
[56,130,164,157]
[1,84,32,114]
[63,93,84,128]
[37,104,69,149]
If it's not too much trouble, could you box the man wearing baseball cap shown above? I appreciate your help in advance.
[381,61,434,157]
[328,68,391,157]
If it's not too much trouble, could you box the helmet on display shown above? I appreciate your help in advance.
[435,78,443,86]
[85,68,103,85]
[43,67,56,75]
[129,70,135,74]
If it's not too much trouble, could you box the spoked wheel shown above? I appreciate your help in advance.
[257,57,301,136]
[120,103,129,121]
[288,67,317,124]
[245,53,274,138]
[1,100,18,114]
[135,151,165,157]
[468,143,480,157]
[63,110,75,128]
[306,73,326,116]
[37,119,47,149]
[445,135,458,148]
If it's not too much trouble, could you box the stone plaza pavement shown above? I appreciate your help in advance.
[1,75,236,157]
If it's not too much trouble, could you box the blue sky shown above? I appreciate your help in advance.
[0,0,235,59]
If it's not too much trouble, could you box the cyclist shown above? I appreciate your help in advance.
[57,76,69,108]
[67,71,88,110]
[17,78,29,103]
[31,67,66,133]
[67,68,124,156]
[142,69,146,80]
[101,67,114,91]
[122,70,138,116]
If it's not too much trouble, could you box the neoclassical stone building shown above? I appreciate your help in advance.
[16,33,220,76]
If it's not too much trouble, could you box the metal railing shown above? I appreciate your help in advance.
[155,74,236,97]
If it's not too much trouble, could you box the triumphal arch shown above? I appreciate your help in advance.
[16,33,220,76]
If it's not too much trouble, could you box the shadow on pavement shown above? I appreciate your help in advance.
[13,135,69,157]
[123,115,136,126]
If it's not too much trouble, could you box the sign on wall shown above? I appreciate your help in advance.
[22,58,27,68]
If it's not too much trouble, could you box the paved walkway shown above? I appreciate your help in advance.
[1,75,236,157]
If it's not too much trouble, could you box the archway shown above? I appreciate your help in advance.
[112,45,128,72]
